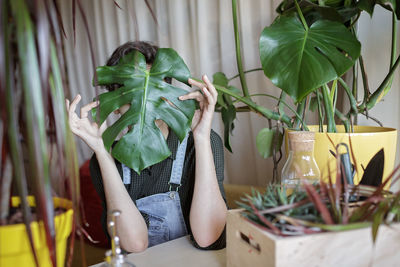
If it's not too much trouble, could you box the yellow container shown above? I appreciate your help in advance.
[0,196,73,267]
[302,126,397,188]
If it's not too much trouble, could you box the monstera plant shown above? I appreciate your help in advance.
[209,0,400,180]
[95,49,195,174]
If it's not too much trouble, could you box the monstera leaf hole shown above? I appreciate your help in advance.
[95,48,196,174]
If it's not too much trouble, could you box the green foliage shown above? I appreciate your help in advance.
[95,49,196,174]
[213,72,240,152]
[237,185,322,235]
[256,128,283,158]
[1,0,81,266]
[238,180,400,237]
[259,15,361,102]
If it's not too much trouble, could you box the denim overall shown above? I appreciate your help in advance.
[121,135,189,247]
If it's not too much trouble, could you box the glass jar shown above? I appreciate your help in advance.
[281,131,320,188]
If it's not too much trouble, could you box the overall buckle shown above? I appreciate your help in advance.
[168,182,181,192]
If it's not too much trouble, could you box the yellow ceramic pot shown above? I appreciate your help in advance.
[0,196,73,267]
[305,125,397,188]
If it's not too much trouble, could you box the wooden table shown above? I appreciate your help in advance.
[91,236,226,267]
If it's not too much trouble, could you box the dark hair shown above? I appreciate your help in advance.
[105,41,171,91]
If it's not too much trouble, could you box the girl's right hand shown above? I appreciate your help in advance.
[66,94,107,153]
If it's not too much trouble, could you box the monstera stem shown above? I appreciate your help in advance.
[232,0,250,97]
[359,12,399,112]
[314,91,323,132]
[245,93,306,127]
[335,109,350,132]
[383,12,398,96]
[228,68,263,81]
[293,98,306,130]
[192,76,293,127]
[361,53,400,111]
[294,0,308,31]
[338,77,357,114]
[321,84,336,132]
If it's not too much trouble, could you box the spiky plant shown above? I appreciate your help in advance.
[0,0,93,266]
[238,165,400,241]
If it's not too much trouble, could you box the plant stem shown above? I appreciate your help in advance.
[246,93,306,127]
[321,84,336,132]
[383,12,398,96]
[350,23,358,125]
[362,53,400,111]
[360,13,399,111]
[338,77,357,114]
[192,78,293,127]
[351,62,358,126]
[390,12,397,68]
[293,98,306,130]
[330,79,338,115]
[228,68,263,81]
[316,91,323,132]
[231,0,250,97]
[278,91,286,116]
[359,56,370,106]
[335,109,350,132]
[294,0,308,31]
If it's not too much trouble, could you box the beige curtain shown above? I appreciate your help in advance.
[59,1,400,187]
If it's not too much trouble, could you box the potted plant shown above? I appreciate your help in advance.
[0,0,81,266]
[227,159,400,266]
[210,0,399,184]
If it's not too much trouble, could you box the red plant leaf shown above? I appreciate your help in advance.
[72,0,76,46]
[51,0,67,39]
[113,0,122,9]
[246,197,282,234]
[259,198,309,215]
[302,181,334,224]
[143,0,158,26]
[348,134,359,180]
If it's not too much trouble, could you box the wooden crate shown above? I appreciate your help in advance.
[227,209,400,267]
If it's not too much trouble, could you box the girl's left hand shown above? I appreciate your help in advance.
[179,75,218,140]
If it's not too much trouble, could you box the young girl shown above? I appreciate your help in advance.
[66,41,227,252]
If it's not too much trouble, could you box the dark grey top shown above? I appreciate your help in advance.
[89,130,227,250]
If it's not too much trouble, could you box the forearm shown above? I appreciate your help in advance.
[95,149,148,252]
[189,137,227,248]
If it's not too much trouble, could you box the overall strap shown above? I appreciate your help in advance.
[169,134,189,191]
[121,133,189,186]
[121,163,131,185]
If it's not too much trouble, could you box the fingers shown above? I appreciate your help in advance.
[68,94,81,115]
[179,91,204,102]
[81,100,99,119]
[186,76,217,105]
[65,99,70,112]
[188,78,205,88]
[202,75,218,101]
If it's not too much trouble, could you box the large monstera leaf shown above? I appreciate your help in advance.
[259,15,361,102]
[95,49,195,174]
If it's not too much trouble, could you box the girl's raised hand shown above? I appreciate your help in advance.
[179,75,218,140]
[66,94,107,153]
